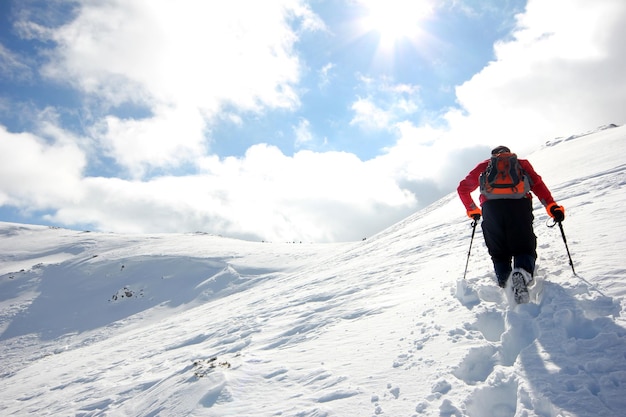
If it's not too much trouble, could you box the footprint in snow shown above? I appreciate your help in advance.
[463,370,518,417]
[452,345,498,384]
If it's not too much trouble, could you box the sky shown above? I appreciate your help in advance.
[0,0,625,242]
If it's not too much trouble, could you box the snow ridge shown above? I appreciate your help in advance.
[544,123,620,147]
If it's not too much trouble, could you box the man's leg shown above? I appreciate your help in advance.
[514,254,536,277]
[493,258,512,288]
[508,199,537,278]
[482,201,512,288]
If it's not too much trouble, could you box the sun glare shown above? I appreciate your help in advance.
[361,0,432,46]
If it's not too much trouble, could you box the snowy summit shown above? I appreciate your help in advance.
[1,125,626,416]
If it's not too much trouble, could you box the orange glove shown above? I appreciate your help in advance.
[546,202,565,222]
[466,207,482,221]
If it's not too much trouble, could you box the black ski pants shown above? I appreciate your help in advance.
[481,198,537,286]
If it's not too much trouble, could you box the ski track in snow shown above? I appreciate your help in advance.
[0,125,626,417]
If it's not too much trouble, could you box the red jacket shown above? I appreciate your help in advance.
[457,158,555,211]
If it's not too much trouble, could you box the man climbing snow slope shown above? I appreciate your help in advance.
[457,146,565,302]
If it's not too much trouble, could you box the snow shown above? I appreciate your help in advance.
[1,125,626,417]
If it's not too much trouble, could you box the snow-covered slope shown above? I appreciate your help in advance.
[1,125,625,417]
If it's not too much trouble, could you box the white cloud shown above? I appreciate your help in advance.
[42,144,415,241]
[28,0,321,176]
[290,2,328,33]
[95,106,206,178]
[350,97,392,130]
[446,0,626,153]
[350,77,422,130]
[42,1,305,109]
[293,118,313,147]
[0,125,86,209]
[318,62,335,89]
[0,43,32,81]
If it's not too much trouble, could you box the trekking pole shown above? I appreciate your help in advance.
[549,219,576,275]
[557,221,576,275]
[463,218,479,280]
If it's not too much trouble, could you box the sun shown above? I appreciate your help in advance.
[360,0,432,46]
